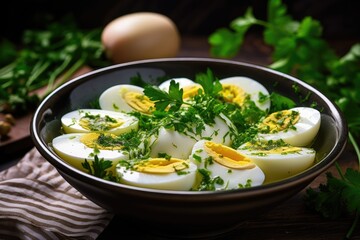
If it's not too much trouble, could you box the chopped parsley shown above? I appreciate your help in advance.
[81,155,118,181]
[158,152,172,160]
[194,168,225,191]
[96,133,124,148]
[238,179,253,188]
[79,112,120,132]
[192,154,202,163]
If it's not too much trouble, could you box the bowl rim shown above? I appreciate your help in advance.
[31,57,348,197]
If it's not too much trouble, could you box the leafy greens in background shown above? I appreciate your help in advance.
[209,0,360,238]
[0,18,109,114]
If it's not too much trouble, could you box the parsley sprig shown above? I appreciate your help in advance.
[194,68,222,96]
[81,155,118,182]
[305,133,360,239]
[209,0,360,237]
[0,17,109,114]
[144,80,185,112]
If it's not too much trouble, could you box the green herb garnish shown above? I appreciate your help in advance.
[238,179,252,189]
[81,155,117,181]
[194,68,222,96]
[194,168,225,191]
[144,80,184,112]
[142,69,268,150]
[209,0,360,237]
[0,17,109,114]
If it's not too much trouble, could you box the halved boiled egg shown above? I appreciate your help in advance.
[257,107,321,147]
[219,76,271,111]
[52,133,128,173]
[150,116,232,160]
[61,109,138,135]
[237,139,316,183]
[99,84,154,114]
[190,140,265,190]
[150,126,197,159]
[116,158,197,190]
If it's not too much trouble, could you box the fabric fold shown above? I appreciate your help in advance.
[0,148,114,240]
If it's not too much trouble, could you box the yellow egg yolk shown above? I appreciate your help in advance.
[242,140,302,156]
[204,141,255,169]
[80,133,123,150]
[182,85,202,100]
[219,84,248,106]
[134,158,189,173]
[79,114,124,132]
[123,91,154,114]
[259,110,300,133]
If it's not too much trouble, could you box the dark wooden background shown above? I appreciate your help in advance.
[1,0,359,42]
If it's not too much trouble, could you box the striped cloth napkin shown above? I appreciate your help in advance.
[0,148,114,239]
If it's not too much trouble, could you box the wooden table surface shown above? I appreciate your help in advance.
[1,36,359,240]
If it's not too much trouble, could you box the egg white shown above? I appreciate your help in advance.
[237,140,316,183]
[52,133,128,173]
[149,115,232,160]
[99,84,151,113]
[150,127,197,159]
[61,109,138,135]
[116,160,197,191]
[201,116,232,146]
[258,107,321,147]
[190,140,265,190]
[219,76,271,111]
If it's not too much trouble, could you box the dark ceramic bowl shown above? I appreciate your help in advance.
[31,58,347,237]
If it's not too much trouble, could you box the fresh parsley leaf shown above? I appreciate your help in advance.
[264,0,299,46]
[130,73,148,87]
[341,168,360,213]
[305,172,348,219]
[168,80,184,104]
[143,80,183,111]
[269,92,297,112]
[81,155,114,180]
[208,28,244,58]
[195,68,222,96]
[305,168,360,219]
[208,8,257,58]
[92,155,113,178]
[304,132,360,238]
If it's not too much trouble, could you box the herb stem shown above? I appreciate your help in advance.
[0,62,16,77]
[46,55,72,91]
[254,19,270,28]
[27,61,51,89]
[42,57,85,98]
[348,131,360,169]
[58,57,85,85]
[335,162,345,181]
[346,210,359,239]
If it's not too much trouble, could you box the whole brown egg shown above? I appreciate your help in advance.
[101,12,181,63]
